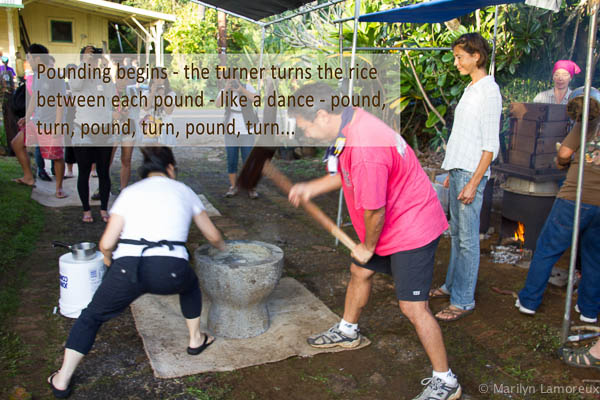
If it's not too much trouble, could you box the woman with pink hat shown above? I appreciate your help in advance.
[533,60,581,104]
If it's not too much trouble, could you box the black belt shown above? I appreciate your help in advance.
[118,238,189,283]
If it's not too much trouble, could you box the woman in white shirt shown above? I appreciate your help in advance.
[47,146,225,398]
[432,33,502,322]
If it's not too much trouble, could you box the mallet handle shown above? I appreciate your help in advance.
[262,161,357,251]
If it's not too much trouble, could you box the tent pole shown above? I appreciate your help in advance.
[336,0,361,246]
[259,25,266,91]
[489,5,499,76]
[561,0,599,345]
[335,14,345,247]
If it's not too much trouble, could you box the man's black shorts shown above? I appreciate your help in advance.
[352,236,441,302]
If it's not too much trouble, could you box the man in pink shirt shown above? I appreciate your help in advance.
[287,83,460,400]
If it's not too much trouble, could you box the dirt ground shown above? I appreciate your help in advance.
[2,147,599,400]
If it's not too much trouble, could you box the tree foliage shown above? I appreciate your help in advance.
[116,0,596,150]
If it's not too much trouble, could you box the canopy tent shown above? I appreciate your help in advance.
[358,0,524,23]
[191,0,330,24]
[191,0,598,344]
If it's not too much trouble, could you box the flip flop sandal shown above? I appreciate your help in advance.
[100,213,109,223]
[82,214,94,223]
[558,346,600,370]
[48,371,72,399]
[187,334,215,355]
[435,306,474,322]
[55,190,68,199]
[429,287,450,299]
[12,178,36,188]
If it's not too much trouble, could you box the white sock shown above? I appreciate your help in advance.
[338,318,358,336]
[433,369,457,386]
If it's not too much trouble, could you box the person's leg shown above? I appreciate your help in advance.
[141,256,214,350]
[393,237,460,398]
[64,146,76,176]
[443,171,486,312]
[73,147,93,212]
[95,147,113,217]
[441,171,461,296]
[574,204,600,320]
[34,145,44,175]
[179,270,214,350]
[51,258,142,390]
[120,145,133,189]
[53,158,65,197]
[399,301,448,372]
[342,263,376,323]
[10,130,35,184]
[518,198,577,311]
[240,136,254,164]
[307,261,377,348]
[225,140,239,195]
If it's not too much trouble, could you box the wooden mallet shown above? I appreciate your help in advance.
[236,81,356,251]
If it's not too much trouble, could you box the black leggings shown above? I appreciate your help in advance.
[65,256,202,355]
[73,146,113,211]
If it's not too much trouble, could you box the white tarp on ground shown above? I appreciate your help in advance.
[131,277,371,378]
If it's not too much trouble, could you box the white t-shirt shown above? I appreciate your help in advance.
[110,176,205,259]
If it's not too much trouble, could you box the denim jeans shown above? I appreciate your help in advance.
[518,198,600,318]
[34,146,54,174]
[441,169,487,310]
[225,135,254,174]
[65,256,202,355]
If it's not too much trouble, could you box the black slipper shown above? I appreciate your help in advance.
[187,334,214,355]
[48,371,72,399]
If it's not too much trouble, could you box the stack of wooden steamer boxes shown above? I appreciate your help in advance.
[506,102,571,172]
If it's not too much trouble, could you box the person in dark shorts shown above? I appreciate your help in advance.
[287,83,460,400]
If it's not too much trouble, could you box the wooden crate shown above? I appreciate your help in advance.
[509,102,569,122]
[511,134,565,154]
[508,150,557,169]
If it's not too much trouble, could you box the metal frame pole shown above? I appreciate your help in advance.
[335,0,361,246]
[489,5,499,75]
[259,25,266,91]
[263,0,347,26]
[561,0,599,345]
[335,15,345,246]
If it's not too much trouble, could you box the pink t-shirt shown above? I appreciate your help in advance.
[339,108,448,255]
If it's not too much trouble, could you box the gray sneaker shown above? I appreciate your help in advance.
[307,323,361,348]
[413,376,461,400]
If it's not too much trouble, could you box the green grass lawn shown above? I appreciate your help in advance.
[0,156,45,376]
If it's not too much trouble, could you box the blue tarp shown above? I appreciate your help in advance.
[359,0,525,24]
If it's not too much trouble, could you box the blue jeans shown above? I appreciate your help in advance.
[34,146,54,174]
[441,169,487,310]
[225,135,254,174]
[518,198,600,318]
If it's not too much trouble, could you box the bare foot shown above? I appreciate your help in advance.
[12,177,35,187]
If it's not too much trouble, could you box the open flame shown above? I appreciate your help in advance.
[513,222,525,244]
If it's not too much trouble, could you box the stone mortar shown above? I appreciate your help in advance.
[194,240,284,339]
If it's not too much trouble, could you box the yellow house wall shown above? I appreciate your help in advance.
[0,8,23,75]
[0,10,8,56]
[20,1,108,66]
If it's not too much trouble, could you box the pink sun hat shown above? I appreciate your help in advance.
[552,60,581,78]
